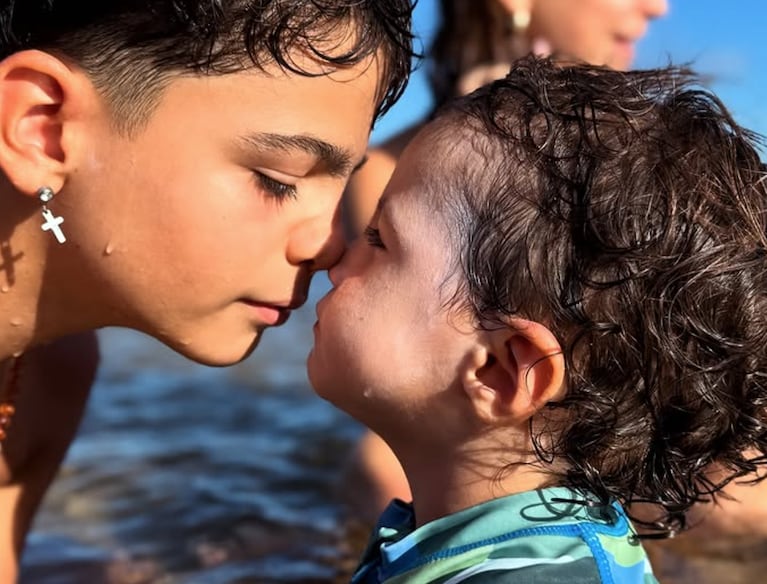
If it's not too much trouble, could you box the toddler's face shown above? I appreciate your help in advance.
[307,128,476,434]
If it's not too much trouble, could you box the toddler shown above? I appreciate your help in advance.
[309,57,767,583]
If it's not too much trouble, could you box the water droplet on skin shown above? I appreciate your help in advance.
[104,243,115,256]
[9,318,22,327]
[0,286,8,294]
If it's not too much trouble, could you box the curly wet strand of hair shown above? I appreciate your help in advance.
[440,56,767,537]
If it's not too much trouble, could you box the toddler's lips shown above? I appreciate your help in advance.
[314,295,329,320]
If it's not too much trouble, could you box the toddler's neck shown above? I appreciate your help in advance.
[396,438,552,528]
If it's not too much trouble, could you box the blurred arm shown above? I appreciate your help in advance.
[343,125,421,238]
[0,332,99,582]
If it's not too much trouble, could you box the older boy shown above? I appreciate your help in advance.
[0,0,414,579]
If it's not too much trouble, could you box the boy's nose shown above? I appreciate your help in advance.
[311,226,346,272]
[288,207,346,271]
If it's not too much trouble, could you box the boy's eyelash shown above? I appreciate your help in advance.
[364,226,385,248]
[254,171,298,201]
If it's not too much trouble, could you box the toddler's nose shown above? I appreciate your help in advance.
[328,249,347,287]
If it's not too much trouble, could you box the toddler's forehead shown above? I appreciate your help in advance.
[407,117,477,185]
[412,115,503,208]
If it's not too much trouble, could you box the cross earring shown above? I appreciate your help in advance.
[37,187,66,244]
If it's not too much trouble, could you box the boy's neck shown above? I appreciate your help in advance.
[0,205,43,358]
[0,192,87,359]
[393,434,553,528]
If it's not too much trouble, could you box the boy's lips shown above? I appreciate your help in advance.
[240,298,305,326]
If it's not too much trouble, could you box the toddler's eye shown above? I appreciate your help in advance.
[254,171,298,201]
[364,226,385,249]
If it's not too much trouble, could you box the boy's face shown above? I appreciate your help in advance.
[65,61,379,365]
[308,127,475,434]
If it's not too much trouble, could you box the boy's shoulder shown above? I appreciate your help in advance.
[352,488,659,584]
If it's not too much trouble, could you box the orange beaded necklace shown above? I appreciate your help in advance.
[0,356,22,450]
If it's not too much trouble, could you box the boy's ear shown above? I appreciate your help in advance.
[0,50,92,196]
[461,318,565,425]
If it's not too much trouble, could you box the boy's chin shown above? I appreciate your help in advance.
[162,331,264,367]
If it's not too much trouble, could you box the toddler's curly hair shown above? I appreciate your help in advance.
[437,56,767,536]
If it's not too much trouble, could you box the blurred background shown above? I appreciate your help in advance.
[376,0,767,144]
[21,1,767,582]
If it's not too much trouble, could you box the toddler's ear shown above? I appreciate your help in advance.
[0,50,92,195]
[461,318,565,425]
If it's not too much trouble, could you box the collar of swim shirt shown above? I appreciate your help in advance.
[351,486,651,584]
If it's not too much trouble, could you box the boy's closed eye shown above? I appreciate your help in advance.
[253,170,298,202]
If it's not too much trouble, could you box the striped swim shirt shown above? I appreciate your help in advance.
[351,487,658,583]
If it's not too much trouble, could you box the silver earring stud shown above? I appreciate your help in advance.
[37,187,66,244]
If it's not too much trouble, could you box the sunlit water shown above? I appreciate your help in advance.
[19,274,767,583]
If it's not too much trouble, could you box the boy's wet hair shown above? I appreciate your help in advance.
[0,0,414,132]
[437,56,767,536]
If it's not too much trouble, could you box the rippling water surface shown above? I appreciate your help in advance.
[22,276,366,583]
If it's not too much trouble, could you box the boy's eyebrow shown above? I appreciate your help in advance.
[242,132,355,177]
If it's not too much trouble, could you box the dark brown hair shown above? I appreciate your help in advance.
[0,0,415,132]
[437,56,767,536]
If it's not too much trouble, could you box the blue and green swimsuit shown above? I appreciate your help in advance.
[351,487,658,583]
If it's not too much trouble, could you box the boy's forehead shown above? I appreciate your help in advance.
[114,56,380,181]
[131,45,385,130]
